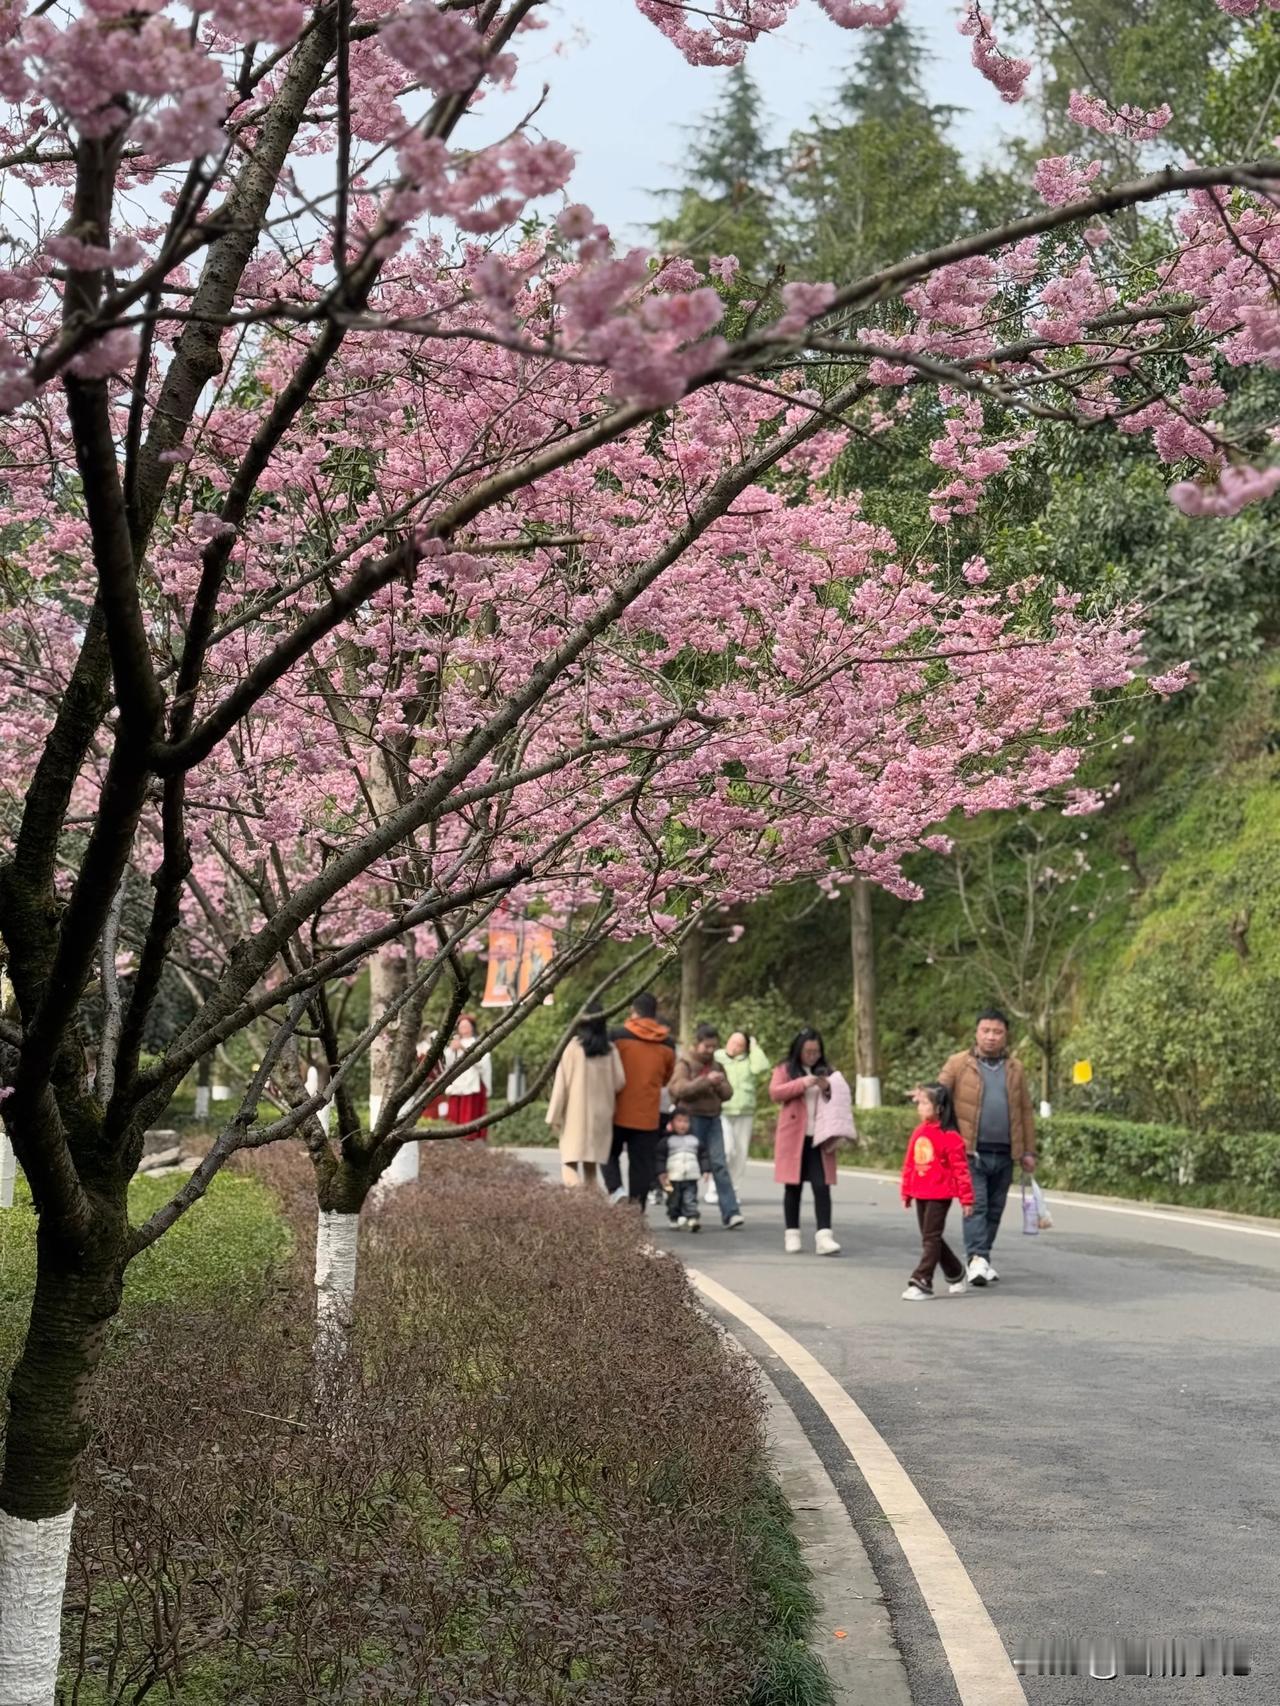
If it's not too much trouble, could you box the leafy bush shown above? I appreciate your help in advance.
[50,1146,830,1704]
[748,1101,1280,1217]
[488,1097,557,1147]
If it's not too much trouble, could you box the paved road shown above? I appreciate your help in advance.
[522,1151,1277,1704]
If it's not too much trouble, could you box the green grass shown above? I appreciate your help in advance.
[740,1472,835,1706]
[0,1169,290,1369]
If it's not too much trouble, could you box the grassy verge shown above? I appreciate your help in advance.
[0,1169,289,1371]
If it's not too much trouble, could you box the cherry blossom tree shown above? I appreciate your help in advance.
[2,0,1280,1695]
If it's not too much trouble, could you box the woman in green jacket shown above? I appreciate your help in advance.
[709,1031,771,1200]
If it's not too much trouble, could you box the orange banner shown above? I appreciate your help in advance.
[481,920,522,1008]
[481,919,556,1007]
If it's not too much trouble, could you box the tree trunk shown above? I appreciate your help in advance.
[305,1061,332,1136]
[678,928,702,1049]
[850,880,881,1108]
[1040,1027,1053,1119]
[193,1052,211,1120]
[0,1205,126,1704]
[366,946,406,1132]
[313,1158,373,1387]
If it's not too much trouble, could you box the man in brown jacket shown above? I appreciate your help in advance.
[938,1008,1037,1287]
[670,1023,744,1228]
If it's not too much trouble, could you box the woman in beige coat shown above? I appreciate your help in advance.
[546,1005,626,1188]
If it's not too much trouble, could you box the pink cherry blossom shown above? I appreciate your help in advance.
[1033,155,1103,207]
[1067,89,1173,140]
[1169,463,1280,517]
[959,3,1031,103]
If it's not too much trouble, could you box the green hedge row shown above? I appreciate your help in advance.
[811,1107,1280,1219]
[500,1097,1280,1217]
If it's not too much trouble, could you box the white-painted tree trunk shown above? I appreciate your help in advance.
[305,1065,332,1135]
[0,1135,15,1208]
[0,1507,75,1706]
[210,1078,230,1102]
[382,1141,418,1186]
[1039,1099,1052,1118]
[314,1209,359,1352]
[193,1084,211,1118]
[855,1074,882,1109]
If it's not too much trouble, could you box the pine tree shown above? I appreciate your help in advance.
[788,21,1017,286]
[651,64,784,276]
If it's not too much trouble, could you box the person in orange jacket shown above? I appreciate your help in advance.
[901,1082,975,1301]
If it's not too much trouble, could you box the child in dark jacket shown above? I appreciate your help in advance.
[656,1108,712,1232]
[900,1082,975,1300]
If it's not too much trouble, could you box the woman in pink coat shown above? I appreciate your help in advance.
[770,1027,840,1257]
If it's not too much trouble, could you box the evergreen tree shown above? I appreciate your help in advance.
[651,64,784,276]
[787,21,1019,287]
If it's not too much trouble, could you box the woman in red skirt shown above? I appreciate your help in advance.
[435,1013,492,1140]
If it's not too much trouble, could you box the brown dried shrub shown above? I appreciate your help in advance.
[59,1145,801,1704]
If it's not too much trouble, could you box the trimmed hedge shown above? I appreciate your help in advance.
[42,1146,831,1705]
[757,1106,1280,1219]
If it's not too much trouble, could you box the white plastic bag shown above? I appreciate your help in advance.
[1032,1178,1053,1230]
[1021,1180,1040,1236]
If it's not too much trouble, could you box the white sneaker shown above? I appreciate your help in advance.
[814,1229,840,1256]
[784,1229,802,1254]
[902,1284,934,1301]
[688,1219,702,1234]
[948,1279,968,1295]
[609,1187,627,1205]
[967,1255,991,1287]
[675,1216,689,1228]
[987,1263,1000,1282]
[726,1213,745,1229]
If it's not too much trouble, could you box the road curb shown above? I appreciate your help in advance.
[730,1331,914,1706]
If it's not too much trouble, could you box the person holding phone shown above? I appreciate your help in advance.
[769,1027,840,1256]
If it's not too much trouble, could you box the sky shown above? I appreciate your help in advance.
[489,2,1032,244]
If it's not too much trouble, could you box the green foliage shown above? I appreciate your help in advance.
[651,63,784,275]
[0,1170,289,1370]
[1067,732,1280,1133]
[787,21,1021,287]
[1003,0,1240,166]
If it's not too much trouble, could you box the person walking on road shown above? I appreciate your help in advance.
[604,992,675,1208]
[769,1028,840,1256]
[709,1029,770,1203]
[670,1024,745,1229]
[900,1082,975,1301]
[656,1108,712,1233]
[938,1007,1037,1287]
[546,1003,626,1190]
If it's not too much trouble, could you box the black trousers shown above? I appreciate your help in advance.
[783,1135,832,1231]
[910,1198,965,1290]
[602,1125,659,1203]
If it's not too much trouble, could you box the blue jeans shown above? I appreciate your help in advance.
[692,1114,740,1222]
[964,1150,1014,1260]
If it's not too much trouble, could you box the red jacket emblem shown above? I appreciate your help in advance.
[901,1121,974,1205]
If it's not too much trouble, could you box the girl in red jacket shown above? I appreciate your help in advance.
[901,1083,975,1301]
